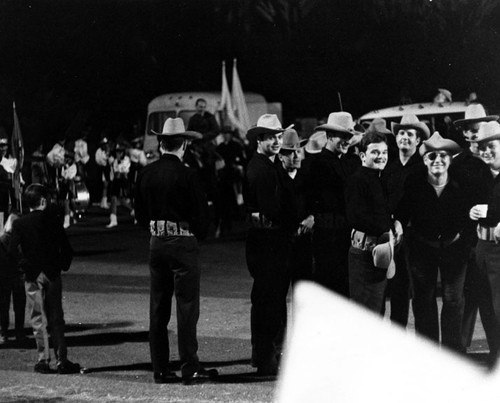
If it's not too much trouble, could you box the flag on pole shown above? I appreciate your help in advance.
[231,58,251,134]
[11,102,24,211]
[220,60,233,117]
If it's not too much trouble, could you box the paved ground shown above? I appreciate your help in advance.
[0,206,493,402]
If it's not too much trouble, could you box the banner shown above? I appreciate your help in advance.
[231,58,251,133]
[11,102,24,211]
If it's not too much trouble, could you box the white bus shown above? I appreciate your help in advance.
[143,91,281,161]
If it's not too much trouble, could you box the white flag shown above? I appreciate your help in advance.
[231,59,251,134]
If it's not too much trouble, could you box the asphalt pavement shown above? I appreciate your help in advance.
[0,206,492,402]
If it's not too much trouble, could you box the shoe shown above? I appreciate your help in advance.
[256,361,279,376]
[57,359,81,374]
[106,214,118,228]
[34,360,54,374]
[182,368,219,385]
[154,371,181,384]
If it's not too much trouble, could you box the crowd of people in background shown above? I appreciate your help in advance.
[1,96,500,381]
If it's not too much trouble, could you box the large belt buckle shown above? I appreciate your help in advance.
[157,220,165,236]
[167,221,177,236]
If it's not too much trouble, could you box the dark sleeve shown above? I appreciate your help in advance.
[9,221,27,271]
[395,179,414,228]
[482,181,500,227]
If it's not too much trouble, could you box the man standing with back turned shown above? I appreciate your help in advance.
[135,118,218,385]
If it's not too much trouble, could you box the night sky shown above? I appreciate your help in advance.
[1,0,500,151]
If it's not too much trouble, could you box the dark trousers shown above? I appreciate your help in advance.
[312,227,351,297]
[246,228,291,369]
[410,239,468,352]
[381,240,411,327]
[25,273,67,363]
[461,248,498,352]
[348,246,388,314]
[0,276,26,337]
[149,235,200,376]
[475,240,500,358]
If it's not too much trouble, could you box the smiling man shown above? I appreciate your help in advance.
[244,114,291,376]
[346,131,401,313]
[396,132,474,353]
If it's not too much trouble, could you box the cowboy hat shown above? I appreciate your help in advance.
[280,128,308,152]
[419,132,461,156]
[151,117,202,140]
[453,104,499,127]
[305,131,327,154]
[471,121,500,144]
[366,118,392,135]
[391,114,430,139]
[246,114,286,142]
[372,231,396,279]
[315,112,359,137]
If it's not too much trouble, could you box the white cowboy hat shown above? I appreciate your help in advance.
[471,121,500,144]
[151,118,202,140]
[247,114,286,142]
[305,131,327,154]
[315,112,360,137]
[453,103,499,127]
[366,118,392,135]
[391,114,430,140]
[280,128,308,151]
[419,131,461,156]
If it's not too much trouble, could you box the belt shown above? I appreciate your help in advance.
[149,220,193,237]
[247,213,279,230]
[477,225,496,242]
[414,232,460,248]
[351,230,379,252]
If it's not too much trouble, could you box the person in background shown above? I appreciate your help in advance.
[0,135,17,226]
[10,184,81,374]
[309,112,360,297]
[106,143,132,228]
[95,135,112,209]
[128,136,147,221]
[382,115,429,327]
[0,213,26,346]
[187,98,220,141]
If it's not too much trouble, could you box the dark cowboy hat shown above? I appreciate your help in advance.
[419,132,461,156]
[246,114,286,143]
[280,128,308,152]
[453,104,499,128]
[366,118,392,135]
[391,114,430,140]
[151,118,202,140]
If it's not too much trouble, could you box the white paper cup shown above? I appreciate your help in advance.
[477,204,488,218]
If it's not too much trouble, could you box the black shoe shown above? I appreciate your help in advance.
[154,371,181,384]
[34,361,54,374]
[57,360,81,374]
[256,363,279,376]
[182,368,219,385]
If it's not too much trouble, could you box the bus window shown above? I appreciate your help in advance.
[146,111,177,135]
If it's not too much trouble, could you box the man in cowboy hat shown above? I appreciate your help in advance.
[382,114,428,327]
[135,118,217,384]
[468,121,500,365]
[308,111,360,297]
[244,114,293,376]
[396,132,475,353]
[452,104,499,351]
[346,131,401,313]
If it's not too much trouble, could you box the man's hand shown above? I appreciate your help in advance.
[298,215,314,235]
[393,220,404,246]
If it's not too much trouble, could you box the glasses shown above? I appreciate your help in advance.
[426,151,450,161]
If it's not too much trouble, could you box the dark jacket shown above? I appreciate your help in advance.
[309,149,359,218]
[0,232,20,279]
[396,171,475,244]
[187,112,220,140]
[383,152,425,213]
[346,166,392,237]
[10,206,73,282]
[134,153,210,240]
[478,171,500,228]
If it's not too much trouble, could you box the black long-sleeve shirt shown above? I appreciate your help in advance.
[10,207,73,282]
[134,153,210,240]
[345,166,392,237]
[478,171,500,228]
[396,171,474,243]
